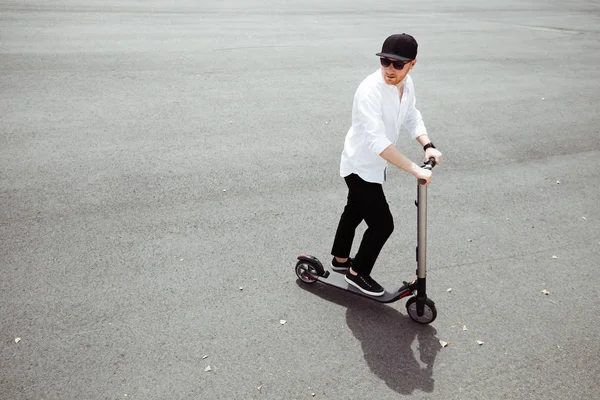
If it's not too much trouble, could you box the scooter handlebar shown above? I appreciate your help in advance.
[418,157,436,185]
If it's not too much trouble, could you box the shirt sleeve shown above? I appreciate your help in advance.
[403,80,428,139]
[355,86,393,155]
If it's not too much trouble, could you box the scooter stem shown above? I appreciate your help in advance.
[416,157,435,316]
[417,158,435,280]
[417,183,427,279]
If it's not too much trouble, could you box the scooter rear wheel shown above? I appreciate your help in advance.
[406,297,437,324]
[295,260,323,284]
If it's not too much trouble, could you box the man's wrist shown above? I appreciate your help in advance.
[423,142,436,151]
[409,163,422,176]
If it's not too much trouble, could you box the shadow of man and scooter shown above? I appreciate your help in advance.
[296,280,440,396]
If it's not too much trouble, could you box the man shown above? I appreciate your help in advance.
[330,33,442,296]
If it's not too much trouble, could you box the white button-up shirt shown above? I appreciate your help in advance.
[339,69,427,184]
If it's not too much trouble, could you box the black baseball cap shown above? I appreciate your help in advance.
[376,33,418,61]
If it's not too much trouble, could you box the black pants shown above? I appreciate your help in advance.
[331,174,394,276]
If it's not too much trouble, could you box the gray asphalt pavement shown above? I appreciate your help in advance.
[1,1,600,399]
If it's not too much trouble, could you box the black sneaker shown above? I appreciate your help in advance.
[345,272,385,296]
[331,257,353,273]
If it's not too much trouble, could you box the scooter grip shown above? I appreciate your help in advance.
[423,157,436,169]
[418,157,436,185]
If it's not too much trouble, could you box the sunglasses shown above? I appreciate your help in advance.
[380,57,411,70]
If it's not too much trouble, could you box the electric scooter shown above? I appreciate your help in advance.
[294,158,438,324]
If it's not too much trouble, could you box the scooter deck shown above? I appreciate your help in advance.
[317,270,411,304]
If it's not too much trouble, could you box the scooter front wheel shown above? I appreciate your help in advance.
[406,297,437,324]
[295,260,324,284]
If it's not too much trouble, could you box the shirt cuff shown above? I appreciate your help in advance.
[371,137,393,155]
[410,126,428,140]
